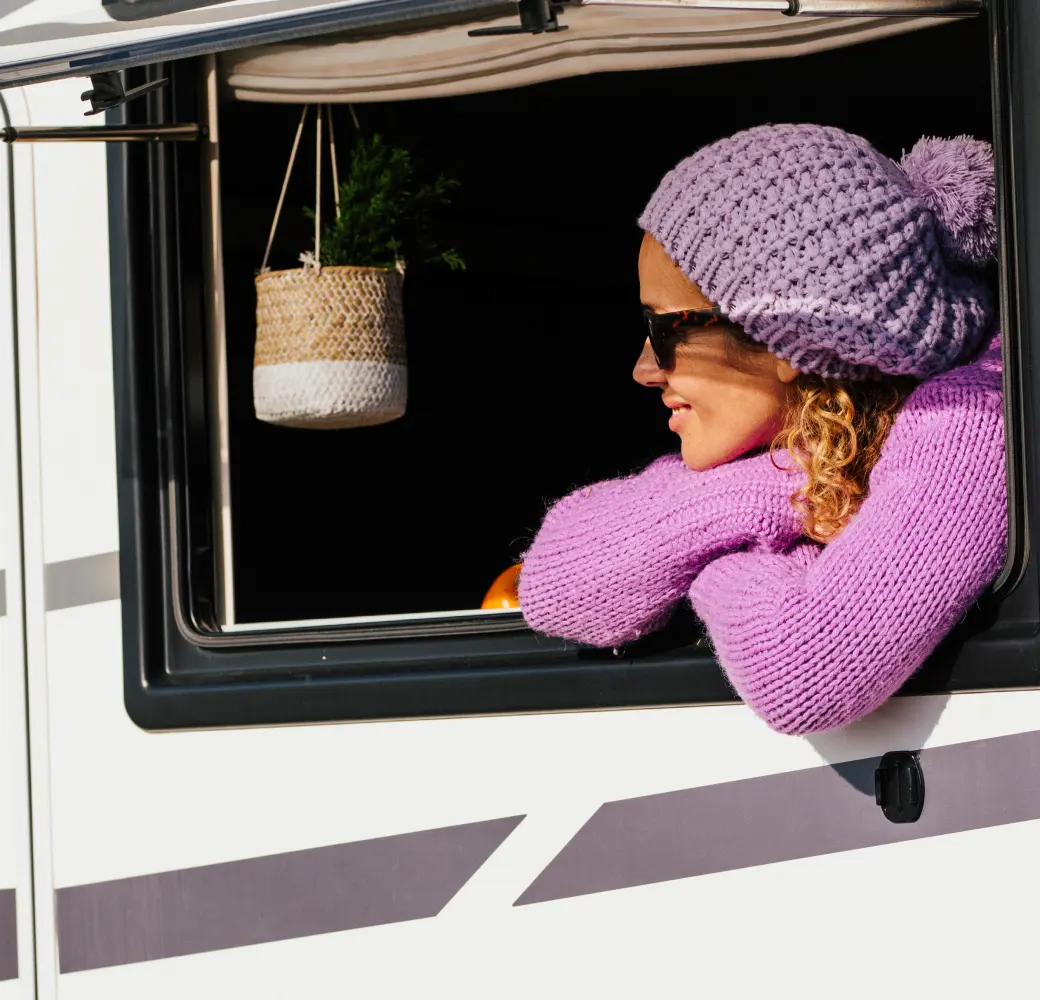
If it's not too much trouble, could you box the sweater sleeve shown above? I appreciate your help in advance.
[688,335,1007,735]
[519,450,805,647]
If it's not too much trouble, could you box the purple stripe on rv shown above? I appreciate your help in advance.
[56,816,522,973]
[516,729,1040,905]
[44,551,120,612]
[0,889,17,981]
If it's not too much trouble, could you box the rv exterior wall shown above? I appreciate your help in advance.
[3,4,1040,999]
[0,84,35,1000]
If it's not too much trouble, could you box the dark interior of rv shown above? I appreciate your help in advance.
[216,16,992,625]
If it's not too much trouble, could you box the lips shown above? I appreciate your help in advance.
[665,398,691,433]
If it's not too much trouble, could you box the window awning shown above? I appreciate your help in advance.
[0,0,983,92]
[222,5,952,104]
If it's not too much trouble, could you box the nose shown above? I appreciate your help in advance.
[633,338,667,387]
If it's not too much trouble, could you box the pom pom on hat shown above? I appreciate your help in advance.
[900,135,996,268]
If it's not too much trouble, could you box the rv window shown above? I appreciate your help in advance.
[218,15,1004,630]
[112,6,1039,730]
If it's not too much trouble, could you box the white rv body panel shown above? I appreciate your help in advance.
[0,82,34,1000]
[51,819,1040,1000]
[7,41,1039,1000]
[7,81,59,1000]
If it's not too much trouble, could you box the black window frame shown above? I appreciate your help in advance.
[115,0,1040,731]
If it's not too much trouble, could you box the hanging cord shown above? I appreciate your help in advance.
[314,103,323,269]
[260,104,309,274]
[327,103,341,221]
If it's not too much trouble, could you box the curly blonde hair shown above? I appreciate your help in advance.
[722,330,917,543]
[773,375,917,542]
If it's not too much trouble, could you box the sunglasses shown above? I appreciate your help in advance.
[642,305,726,369]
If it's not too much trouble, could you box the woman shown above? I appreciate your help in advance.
[519,124,1006,735]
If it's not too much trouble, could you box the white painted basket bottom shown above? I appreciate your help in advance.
[254,360,408,429]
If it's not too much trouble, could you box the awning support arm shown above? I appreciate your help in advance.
[472,0,982,42]
[2,70,200,143]
[1,123,202,143]
[578,0,983,15]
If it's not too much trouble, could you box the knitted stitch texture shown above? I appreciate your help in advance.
[519,334,1006,734]
[519,451,806,648]
[640,125,996,380]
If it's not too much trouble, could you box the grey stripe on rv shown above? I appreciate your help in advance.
[44,551,120,611]
[0,568,5,617]
[516,729,1040,905]
[56,815,523,973]
[0,889,17,982]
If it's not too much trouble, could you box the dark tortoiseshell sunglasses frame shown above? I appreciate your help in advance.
[642,305,726,369]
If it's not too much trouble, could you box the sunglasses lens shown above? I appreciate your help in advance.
[643,306,727,369]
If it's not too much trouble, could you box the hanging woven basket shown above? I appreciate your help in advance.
[254,264,407,428]
[252,104,408,429]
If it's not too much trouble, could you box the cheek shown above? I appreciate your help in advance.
[671,375,787,468]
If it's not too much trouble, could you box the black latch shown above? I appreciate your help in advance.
[81,71,168,116]
[874,750,925,824]
[468,0,568,36]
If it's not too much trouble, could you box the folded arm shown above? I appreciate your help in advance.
[519,451,804,647]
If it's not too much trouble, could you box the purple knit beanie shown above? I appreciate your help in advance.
[640,124,997,380]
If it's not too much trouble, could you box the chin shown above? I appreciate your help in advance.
[679,447,718,472]
[680,440,753,472]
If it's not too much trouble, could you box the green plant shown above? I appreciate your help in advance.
[306,132,464,271]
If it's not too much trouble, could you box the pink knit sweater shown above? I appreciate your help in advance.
[519,334,1006,734]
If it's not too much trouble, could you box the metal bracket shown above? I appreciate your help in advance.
[469,0,569,36]
[81,71,169,116]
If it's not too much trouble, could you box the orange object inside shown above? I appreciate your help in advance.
[481,564,522,610]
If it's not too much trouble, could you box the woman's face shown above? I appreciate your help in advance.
[634,234,797,471]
